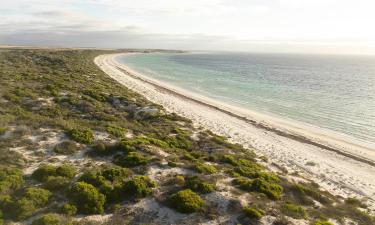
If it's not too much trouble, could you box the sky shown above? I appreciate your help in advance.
[1,0,375,54]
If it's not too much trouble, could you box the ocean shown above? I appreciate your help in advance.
[116,52,375,145]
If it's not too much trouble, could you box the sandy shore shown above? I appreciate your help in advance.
[95,53,375,206]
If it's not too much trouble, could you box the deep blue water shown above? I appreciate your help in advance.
[117,52,375,144]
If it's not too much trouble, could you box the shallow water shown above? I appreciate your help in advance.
[116,52,375,145]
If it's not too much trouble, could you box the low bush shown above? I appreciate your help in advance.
[101,166,132,184]
[0,128,6,136]
[233,177,283,200]
[60,203,77,216]
[31,214,60,225]
[53,141,78,155]
[44,176,70,191]
[185,176,214,194]
[8,188,52,220]
[0,167,24,195]
[68,128,94,144]
[292,183,331,205]
[23,188,52,208]
[106,125,126,138]
[313,220,333,225]
[114,152,150,167]
[123,176,156,199]
[32,164,76,182]
[220,155,239,166]
[55,164,76,178]
[250,178,283,200]
[168,189,204,213]
[32,164,56,182]
[165,135,192,150]
[69,182,106,214]
[281,203,306,219]
[345,197,367,208]
[243,206,265,220]
[194,162,217,174]
[92,142,111,155]
[79,169,106,187]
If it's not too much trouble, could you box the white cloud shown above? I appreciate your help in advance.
[0,0,375,54]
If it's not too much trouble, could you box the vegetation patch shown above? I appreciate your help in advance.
[60,203,77,216]
[0,128,6,136]
[69,181,106,214]
[68,128,94,144]
[194,162,218,174]
[114,152,150,167]
[122,176,156,199]
[184,176,215,194]
[243,206,265,220]
[313,220,333,225]
[281,203,306,219]
[106,125,126,138]
[0,167,24,195]
[31,214,61,225]
[32,164,76,182]
[53,141,78,155]
[168,189,204,213]
[4,187,52,220]
[233,177,283,200]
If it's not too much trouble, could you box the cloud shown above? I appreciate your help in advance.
[0,0,375,54]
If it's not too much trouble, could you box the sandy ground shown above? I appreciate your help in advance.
[94,53,375,207]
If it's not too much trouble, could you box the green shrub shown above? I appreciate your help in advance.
[101,166,132,184]
[44,176,70,191]
[23,188,52,208]
[123,176,156,198]
[168,189,204,213]
[292,183,331,205]
[221,155,239,166]
[32,164,76,182]
[55,164,76,178]
[32,214,60,225]
[106,125,126,138]
[79,169,106,187]
[10,198,37,221]
[92,142,110,155]
[0,128,6,136]
[114,152,150,167]
[250,178,283,200]
[281,203,306,219]
[0,167,24,195]
[79,165,131,188]
[32,164,56,182]
[9,188,52,220]
[233,177,283,200]
[345,197,367,208]
[165,129,193,150]
[194,162,217,174]
[53,141,78,155]
[232,177,253,191]
[68,128,94,144]
[60,203,77,216]
[69,182,106,214]
[183,153,196,161]
[313,220,333,225]
[185,176,214,194]
[243,206,265,220]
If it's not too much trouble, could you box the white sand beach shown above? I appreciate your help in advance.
[95,53,375,207]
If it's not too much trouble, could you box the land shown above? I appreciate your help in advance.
[0,48,374,225]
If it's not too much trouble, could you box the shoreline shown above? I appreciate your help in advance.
[95,53,375,201]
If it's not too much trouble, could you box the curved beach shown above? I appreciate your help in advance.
[95,53,375,203]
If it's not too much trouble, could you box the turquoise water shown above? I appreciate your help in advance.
[117,52,375,144]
